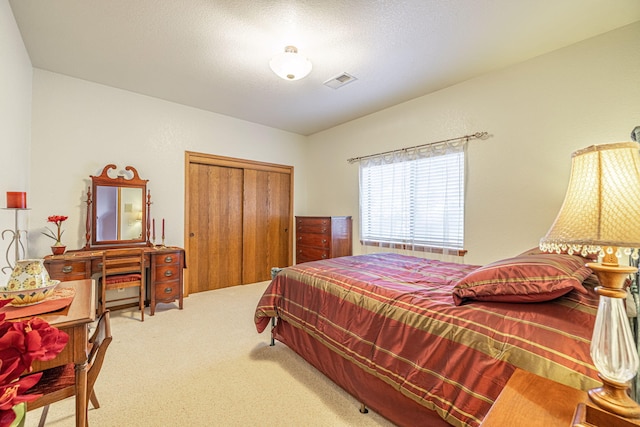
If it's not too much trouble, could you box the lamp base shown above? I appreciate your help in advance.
[573,403,639,427]
[589,374,640,419]
[587,256,640,420]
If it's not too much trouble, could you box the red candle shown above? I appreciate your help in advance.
[7,192,26,209]
[152,219,156,241]
[162,219,165,239]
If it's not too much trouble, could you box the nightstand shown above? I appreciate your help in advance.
[481,369,640,427]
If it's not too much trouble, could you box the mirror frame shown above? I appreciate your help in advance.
[86,164,151,248]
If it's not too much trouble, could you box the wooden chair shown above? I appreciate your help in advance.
[99,248,145,321]
[26,310,113,427]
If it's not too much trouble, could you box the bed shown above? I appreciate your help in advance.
[254,252,602,427]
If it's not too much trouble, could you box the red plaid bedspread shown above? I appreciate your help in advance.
[255,253,600,427]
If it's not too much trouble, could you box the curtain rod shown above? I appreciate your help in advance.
[346,131,489,164]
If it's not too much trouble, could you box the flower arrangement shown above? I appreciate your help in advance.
[0,299,69,426]
[42,215,68,246]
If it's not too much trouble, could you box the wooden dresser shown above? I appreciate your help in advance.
[149,248,184,315]
[295,216,352,264]
[44,246,184,315]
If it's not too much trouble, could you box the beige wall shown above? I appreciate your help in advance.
[0,1,32,283]
[27,70,308,258]
[306,22,640,266]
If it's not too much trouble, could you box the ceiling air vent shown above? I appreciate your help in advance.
[323,72,357,89]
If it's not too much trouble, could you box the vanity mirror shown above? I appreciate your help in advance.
[84,164,151,248]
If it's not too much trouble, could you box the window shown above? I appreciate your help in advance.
[359,141,465,254]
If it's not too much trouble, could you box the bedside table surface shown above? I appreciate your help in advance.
[480,369,640,427]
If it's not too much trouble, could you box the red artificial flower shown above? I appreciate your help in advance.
[0,299,69,426]
[0,371,42,426]
[0,318,69,381]
[46,216,68,225]
[43,215,69,244]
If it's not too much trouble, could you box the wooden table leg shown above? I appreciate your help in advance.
[75,361,88,427]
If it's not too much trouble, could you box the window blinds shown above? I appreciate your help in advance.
[359,141,465,253]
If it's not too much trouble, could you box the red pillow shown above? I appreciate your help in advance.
[452,254,592,306]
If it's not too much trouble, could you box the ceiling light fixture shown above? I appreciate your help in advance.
[269,46,312,81]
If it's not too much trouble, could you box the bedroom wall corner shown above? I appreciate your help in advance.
[1,0,32,283]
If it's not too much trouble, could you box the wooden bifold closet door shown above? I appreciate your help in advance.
[185,152,293,294]
[242,169,291,284]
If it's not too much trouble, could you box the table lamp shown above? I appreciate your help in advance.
[540,141,640,418]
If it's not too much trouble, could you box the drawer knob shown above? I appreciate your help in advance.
[62,266,73,273]
[164,256,173,263]
[164,270,173,277]
[164,287,173,294]
[322,239,327,243]
[321,228,327,232]
[322,254,328,259]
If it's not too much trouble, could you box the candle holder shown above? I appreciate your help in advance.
[2,208,29,274]
[7,192,27,209]
[160,218,166,248]
[151,218,157,248]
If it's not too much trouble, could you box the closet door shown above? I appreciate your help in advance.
[185,152,293,294]
[188,163,243,292]
[242,169,291,283]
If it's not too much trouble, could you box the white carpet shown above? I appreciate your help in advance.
[25,281,395,426]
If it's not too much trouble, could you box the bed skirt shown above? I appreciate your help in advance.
[274,319,450,427]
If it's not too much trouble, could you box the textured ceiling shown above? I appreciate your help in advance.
[9,0,640,135]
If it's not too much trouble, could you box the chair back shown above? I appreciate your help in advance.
[101,248,145,282]
[100,247,146,321]
[87,310,113,393]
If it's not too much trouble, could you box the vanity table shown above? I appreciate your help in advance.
[44,247,184,315]
[44,164,184,315]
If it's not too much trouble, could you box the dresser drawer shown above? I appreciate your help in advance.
[154,264,180,283]
[297,233,330,248]
[157,253,180,266]
[154,280,180,301]
[46,260,90,281]
[296,218,331,234]
[297,245,329,263]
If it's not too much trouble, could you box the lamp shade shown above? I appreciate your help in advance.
[540,142,640,256]
[269,46,312,81]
